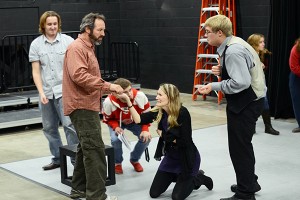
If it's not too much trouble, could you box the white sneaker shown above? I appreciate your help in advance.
[106,196,118,200]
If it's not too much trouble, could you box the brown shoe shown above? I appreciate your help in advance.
[42,162,60,170]
[292,127,300,133]
[70,189,86,199]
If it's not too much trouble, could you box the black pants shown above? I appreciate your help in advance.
[227,98,264,199]
[149,170,195,200]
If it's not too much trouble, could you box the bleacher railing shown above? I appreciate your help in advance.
[111,42,140,83]
[0,30,140,93]
[0,30,110,93]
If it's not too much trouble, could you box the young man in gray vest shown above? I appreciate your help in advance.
[198,15,266,200]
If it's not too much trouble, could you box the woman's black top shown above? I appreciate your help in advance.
[139,106,200,177]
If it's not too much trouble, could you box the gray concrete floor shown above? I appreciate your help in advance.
[0,89,298,200]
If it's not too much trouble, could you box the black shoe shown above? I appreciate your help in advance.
[204,175,213,190]
[220,195,256,200]
[230,183,261,193]
[42,162,60,170]
[265,126,280,135]
[194,170,213,190]
[70,189,86,199]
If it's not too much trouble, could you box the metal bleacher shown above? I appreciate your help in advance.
[0,30,155,130]
[0,90,40,129]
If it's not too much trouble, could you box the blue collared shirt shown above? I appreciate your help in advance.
[29,33,74,99]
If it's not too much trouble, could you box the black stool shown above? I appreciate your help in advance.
[59,144,116,187]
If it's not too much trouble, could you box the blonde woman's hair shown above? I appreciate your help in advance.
[39,11,62,34]
[204,15,233,37]
[151,83,182,129]
[247,33,271,62]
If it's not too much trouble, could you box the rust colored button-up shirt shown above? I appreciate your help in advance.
[62,33,111,116]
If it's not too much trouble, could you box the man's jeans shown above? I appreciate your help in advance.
[108,123,150,164]
[40,97,79,164]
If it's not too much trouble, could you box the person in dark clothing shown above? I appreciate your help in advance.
[288,37,300,133]
[119,83,213,200]
[198,15,266,200]
[247,33,279,135]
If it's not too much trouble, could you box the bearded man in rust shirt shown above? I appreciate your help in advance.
[62,13,123,200]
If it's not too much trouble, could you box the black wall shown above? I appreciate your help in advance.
[0,0,271,93]
[0,0,50,37]
[236,0,271,41]
[117,0,202,92]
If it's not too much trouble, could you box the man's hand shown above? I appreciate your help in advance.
[110,83,123,94]
[40,93,49,104]
[212,64,221,76]
[114,127,124,135]
[116,93,130,102]
[198,84,212,95]
[156,129,162,137]
[140,131,152,143]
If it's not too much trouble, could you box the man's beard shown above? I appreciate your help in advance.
[89,32,102,46]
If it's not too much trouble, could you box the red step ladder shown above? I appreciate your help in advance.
[192,0,236,104]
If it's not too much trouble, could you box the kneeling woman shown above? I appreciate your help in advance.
[120,83,213,200]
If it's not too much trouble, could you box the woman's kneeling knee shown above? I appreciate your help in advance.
[149,190,160,198]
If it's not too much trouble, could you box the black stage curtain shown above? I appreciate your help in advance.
[267,0,300,119]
